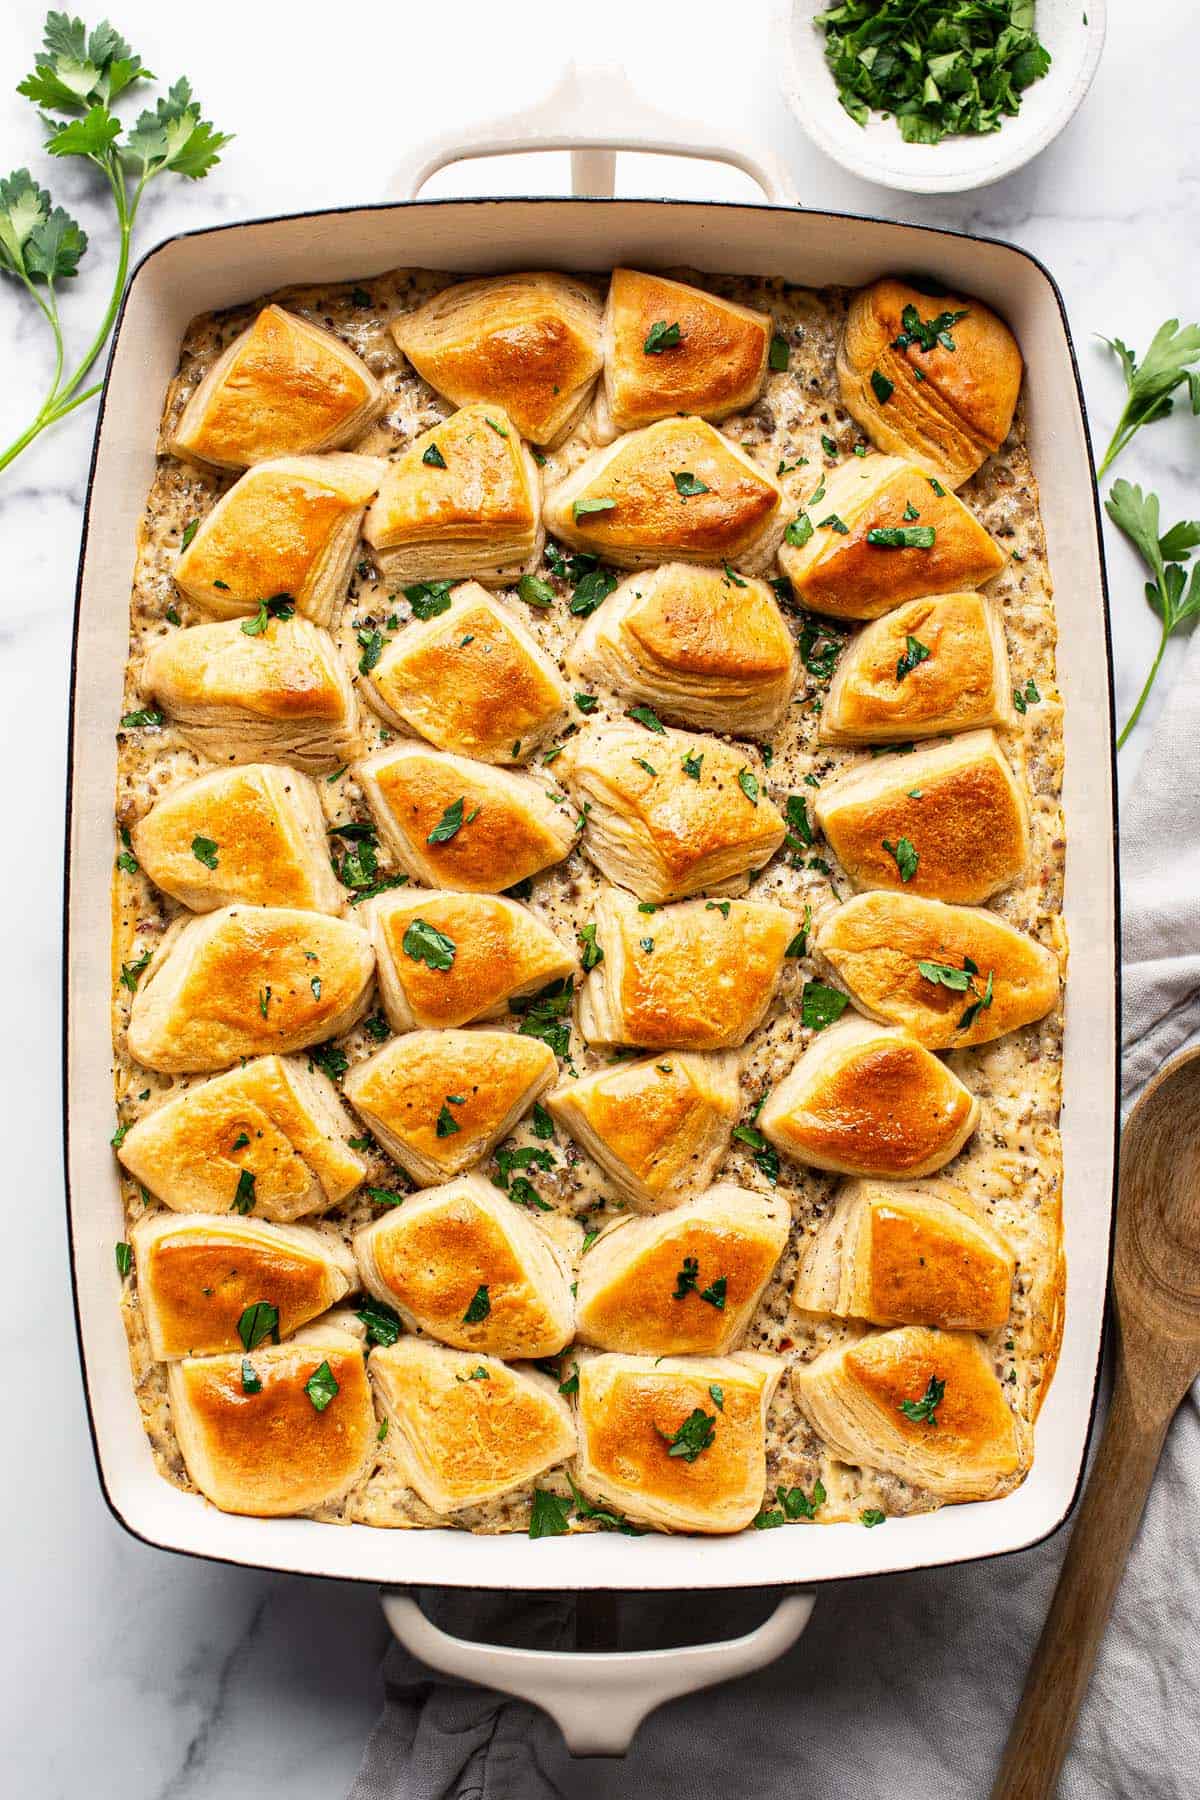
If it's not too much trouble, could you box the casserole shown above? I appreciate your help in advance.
[64,66,1117,1752]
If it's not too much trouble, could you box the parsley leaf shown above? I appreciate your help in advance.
[738,768,760,806]
[896,635,931,681]
[462,1283,491,1324]
[573,496,616,522]
[512,977,574,1060]
[657,1408,716,1462]
[529,1487,572,1538]
[643,319,681,353]
[768,333,790,371]
[883,835,919,882]
[517,574,555,608]
[1098,319,1200,476]
[240,1358,261,1394]
[114,1240,132,1276]
[1105,480,1200,744]
[422,442,446,468]
[898,1374,945,1427]
[240,593,294,635]
[578,922,604,971]
[860,1508,887,1528]
[867,525,937,549]
[356,1298,402,1347]
[627,704,666,734]
[426,796,477,844]
[305,1360,339,1411]
[404,579,456,619]
[672,471,710,498]
[231,1168,256,1214]
[238,1301,279,1352]
[801,981,850,1031]
[402,917,456,971]
[190,834,218,869]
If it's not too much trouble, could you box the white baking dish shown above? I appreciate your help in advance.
[63,69,1118,1752]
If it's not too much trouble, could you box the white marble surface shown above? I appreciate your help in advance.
[1,0,1196,1792]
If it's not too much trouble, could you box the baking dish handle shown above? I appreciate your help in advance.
[389,61,798,205]
[380,1587,815,1756]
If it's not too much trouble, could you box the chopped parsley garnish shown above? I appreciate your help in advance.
[531,1102,555,1140]
[899,1374,945,1426]
[356,627,385,673]
[356,1298,402,1347]
[801,981,850,1031]
[426,796,477,844]
[893,303,969,353]
[672,470,710,498]
[785,904,813,959]
[929,476,947,495]
[517,573,555,608]
[709,1385,724,1411]
[681,750,704,781]
[785,791,814,848]
[768,333,790,371]
[462,1284,491,1325]
[574,691,599,713]
[731,1122,779,1184]
[484,415,508,437]
[310,975,321,1001]
[785,511,814,548]
[633,757,657,777]
[377,1418,389,1441]
[404,579,456,619]
[628,704,666,733]
[657,1407,717,1462]
[573,496,616,522]
[240,594,294,635]
[258,985,271,1019]
[643,319,682,353]
[896,634,932,681]
[190,834,218,869]
[706,900,731,918]
[797,613,846,683]
[309,1041,349,1082]
[821,434,839,458]
[558,1363,580,1398]
[180,518,199,551]
[737,768,760,806]
[528,1487,572,1538]
[240,1359,261,1395]
[402,917,456,971]
[867,525,937,549]
[883,835,919,881]
[723,563,747,587]
[367,1186,407,1207]
[119,950,152,991]
[114,1240,132,1276]
[817,512,849,534]
[119,708,162,729]
[422,442,447,468]
[436,1098,463,1137]
[817,0,1052,144]
[870,369,894,405]
[1012,676,1042,714]
[638,936,654,954]
[231,1169,256,1214]
[305,1360,339,1412]
[238,1301,279,1352]
[958,967,995,1031]
[861,1508,887,1527]
[512,977,574,1059]
[578,922,604,971]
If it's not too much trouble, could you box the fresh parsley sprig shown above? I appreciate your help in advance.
[1097,320,1200,478]
[1105,480,1200,746]
[0,14,230,475]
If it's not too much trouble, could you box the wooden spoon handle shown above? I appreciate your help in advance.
[991,1360,1170,1800]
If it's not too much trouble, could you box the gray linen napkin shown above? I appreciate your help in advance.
[349,643,1200,1800]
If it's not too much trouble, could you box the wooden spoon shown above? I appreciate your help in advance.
[992,1044,1200,1799]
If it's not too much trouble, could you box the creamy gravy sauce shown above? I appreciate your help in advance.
[113,267,1064,1532]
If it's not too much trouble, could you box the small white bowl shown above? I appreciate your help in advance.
[774,0,1107,194]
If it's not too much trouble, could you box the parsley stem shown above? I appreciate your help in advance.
[1117,628,1169,748]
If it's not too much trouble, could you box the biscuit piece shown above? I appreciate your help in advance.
[547,1051,740,1212]
[173,454,382,626]
[777,455,1005,621]
[166,306,384,470]
[126,906,375,1073]
[558,722,785,902]
[356,744,577,893]
[369,1338,575,1512]
[342,1029,557,1186]
[837,279,1023,489]
[167,1327,376,1515]
[820,592,1012,744]
[575,1352,783,1533]
[543,417,783,573]
[132,764,344,914]
[759,1015,979,1179]
[792,1179,1015,1331]
[354,1173,573,1358]
[579,889,794,1050]
[812,730,1029,905]
[815,892,1059,1048]
[792,1325,1021,1501]
[366,889,574,1032]
[362,583,569,763]
[576,1186,790,1356]
[566,563,796,737]
[392,272,603,447]
[594,269,771,440]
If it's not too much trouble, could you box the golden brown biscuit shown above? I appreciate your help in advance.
[837,279,1023,490]
[355,744,577,892]
[575,1352,783,1533]
[130,1212,356,1359]
[821,592,1012,743]
[366,889,574,1032]
[126,906,375,1074]
[139,616,363,775]
[558,722,785,902]
[131,764,344,914]
[815,892,1059,1049]
[594,269,771,440]
[342,1029,557,1186]
[793,1178,1015,1332]
[776,455,1005,621]
[576,1186,790,1356]
[392,273,603,447]
[812,730,1029,905]
[543,417,783,573]
[369,1338,575,1512]
[363,583,569,763]
[173,454,383,627]
[167,1327,376,1515]
[759,1015,979,1179]
[546,1051,740,1212]
[166,306,385,471]
[578,889,795,1050]
[116,1055,365,1220]
[362,403,543,585]
[565,563,797,737]
[792,1325,1021,1501]
[353,1173,573,1357]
